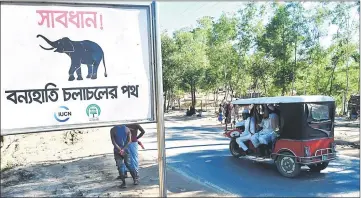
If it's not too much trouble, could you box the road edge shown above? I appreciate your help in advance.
[167,165,238,197]
[337,154,360,160]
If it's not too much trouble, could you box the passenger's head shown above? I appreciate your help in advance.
[242,109,250,120]
[267,104,275,113]
[263,105,269,118]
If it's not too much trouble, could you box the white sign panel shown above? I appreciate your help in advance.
[1,2,156,135]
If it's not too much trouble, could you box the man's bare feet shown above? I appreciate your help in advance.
[120,182,127,188]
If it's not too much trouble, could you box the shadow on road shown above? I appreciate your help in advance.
[167,148,360,197]
[141,143,229,152]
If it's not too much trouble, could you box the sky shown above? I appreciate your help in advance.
[159,1,245,33]
[158,1,359,48]
[123,1,359,48]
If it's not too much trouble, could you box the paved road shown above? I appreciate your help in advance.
[140,117,360,197]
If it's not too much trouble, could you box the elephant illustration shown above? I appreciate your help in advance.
[37,34,107,81]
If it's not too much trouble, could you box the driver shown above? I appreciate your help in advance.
[235,108,256,155]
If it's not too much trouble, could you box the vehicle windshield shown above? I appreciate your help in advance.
[306,103,333,138]
[310,104,330,121]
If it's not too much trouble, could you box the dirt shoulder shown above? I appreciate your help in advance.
[0,127,229,197]
[334,119,360,158]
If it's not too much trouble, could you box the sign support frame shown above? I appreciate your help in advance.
[151,1,167,197]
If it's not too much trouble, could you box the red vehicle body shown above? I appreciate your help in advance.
[225,95,337,178]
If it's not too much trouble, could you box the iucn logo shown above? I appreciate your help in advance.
[54,106,71,122]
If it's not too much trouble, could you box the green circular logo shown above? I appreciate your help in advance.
[86,104,101,119]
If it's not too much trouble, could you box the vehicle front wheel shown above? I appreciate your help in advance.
[229,139,244,158]
[307,162,329,172]
[276,151,301,178]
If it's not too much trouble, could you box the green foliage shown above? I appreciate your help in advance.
[161,2,359,110]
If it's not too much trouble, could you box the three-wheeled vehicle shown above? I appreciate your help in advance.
[224,95,337,178]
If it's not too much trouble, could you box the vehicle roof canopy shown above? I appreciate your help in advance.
[232,95,335,105]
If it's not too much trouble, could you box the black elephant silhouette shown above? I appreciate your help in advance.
[37,34,108,81]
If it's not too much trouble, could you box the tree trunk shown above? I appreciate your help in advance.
[304,74,307,95]
[178,98,181,110]
[167,89,171,111]
[164,90,167,112]
[213,91,216,112]
[282,24,286,96]
[316,67,320,94]
[292,38,297,93]
[190,86,194,108]
[190,83,196,108]
[193,88,197,108]
[205,94,208,111]
[316,33,321,94]
[330,28,340,95]
[223,65,227,101]
[224,87,229,102]
[344,16,351,115]
[262,79,267,96]
[345,57,350,115]
[329,66,337,95]
[214,91,216,108]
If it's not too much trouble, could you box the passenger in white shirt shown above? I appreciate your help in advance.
[265,104,280,145]
[255,105,280,156]
[235,109,256,154]
[251,106,272,149]
[257,111,274,145]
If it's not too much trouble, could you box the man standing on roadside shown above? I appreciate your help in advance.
[125,124,146,185]
[110,125,137,188]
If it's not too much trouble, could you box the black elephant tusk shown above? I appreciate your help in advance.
[39,45,55,50]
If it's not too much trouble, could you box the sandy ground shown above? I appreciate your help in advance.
[0,112,359,197]
[334,119,360,158]
[0,124,229,197]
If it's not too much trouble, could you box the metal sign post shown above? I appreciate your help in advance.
[151,1,167,197]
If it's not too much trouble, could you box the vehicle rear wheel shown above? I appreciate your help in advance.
[276,151,301,178]
[307,162,329,172]
[229,139,244,158]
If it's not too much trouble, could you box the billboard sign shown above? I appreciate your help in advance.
[1,1,156,135]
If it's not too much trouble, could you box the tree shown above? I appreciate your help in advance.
[160,2,359,112]
[234,3,269,97]
[161,32,179,110]
[286,2,309,93]
[245,51,272,95]
[173,23,210,108]
[206,13,238,100]
[258,4,295,95]
[331,2,359,113]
